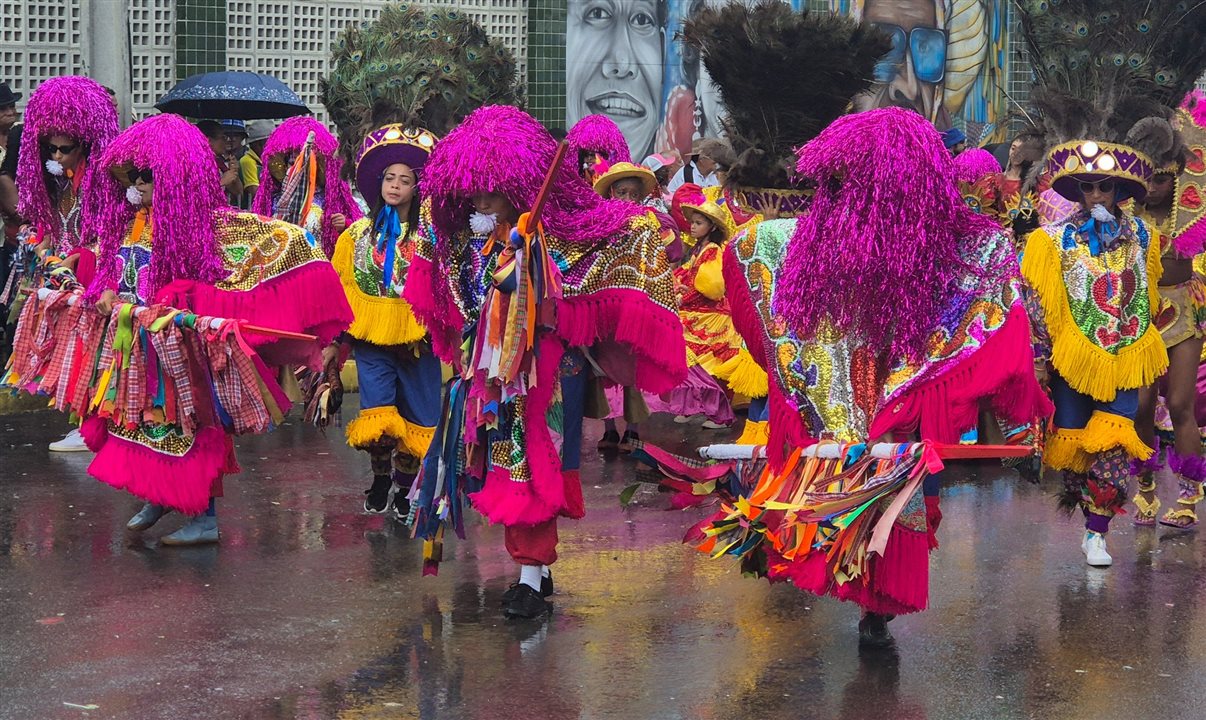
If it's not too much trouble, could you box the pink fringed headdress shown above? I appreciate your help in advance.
[251,116,361,257]
[953,148,1002,184]
[774,107,998,363]
[423,105,643,244]
[84,114,227,301]
[16,76,119,246]
[566,114,632,165]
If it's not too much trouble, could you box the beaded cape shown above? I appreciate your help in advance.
[727,218,1042,453]
[331,216,427,347]
[1020,213,1167,402]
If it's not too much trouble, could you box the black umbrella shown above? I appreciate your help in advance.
[155,71,309,120]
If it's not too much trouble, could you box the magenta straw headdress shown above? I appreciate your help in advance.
[84,114,227,301]
[251,116,361,256]
[953,148,1002,184]
[566,114,632,165]
[774,107,998,363]
[423,105,643,244]
[16,76,119,245]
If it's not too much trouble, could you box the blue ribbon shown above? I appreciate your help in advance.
[374,206,402,290]
[1076,213,1122,257]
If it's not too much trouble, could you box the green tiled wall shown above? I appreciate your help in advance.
[526,0,567,129]
[176,0,227,80]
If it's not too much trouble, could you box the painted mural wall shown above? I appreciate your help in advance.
[565,0,1009,161]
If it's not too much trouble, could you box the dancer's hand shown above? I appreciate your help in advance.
[330,213,347,233]
[94,289,118,316]
[321,342,341,374]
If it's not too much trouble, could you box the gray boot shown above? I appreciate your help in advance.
[160,514,219,546]
[126,503,170,531]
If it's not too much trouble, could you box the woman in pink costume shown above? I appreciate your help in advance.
[406,105,685,619]
[81,114,351,545]
[252,116,362,258]
[704,108,1051,646]
[4,76,118,451]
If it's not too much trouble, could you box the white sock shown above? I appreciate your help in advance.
[519,564,542,591]
[541,565,551,578]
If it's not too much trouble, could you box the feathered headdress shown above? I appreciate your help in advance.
[17,76,119,246]
[321,5,523,173]
[680,1,889,192]
[251,116,362,257]
[422,105,643,245]
[84,115,227,302]
[1018,0,1206,203]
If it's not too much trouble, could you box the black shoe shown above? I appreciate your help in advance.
[597,429,620,451]
[392,491,411,518]
[858,612,895,648]
[363,488,389,514]
[502,582,553,619]
[502,571,553,605]
[618,431,640,453]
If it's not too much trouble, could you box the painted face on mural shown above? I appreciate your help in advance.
[566,0,663,158]
[857,0,946,122]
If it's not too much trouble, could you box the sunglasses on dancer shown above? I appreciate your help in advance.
[45,142,79,156]
[127,168,154,184]
[1078,179,1115,193]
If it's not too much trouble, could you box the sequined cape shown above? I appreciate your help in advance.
[726,218,1047,459]
[1020,213,1167,403]
[331,216,427,347]
[405,211,687,527]
[80,210,353,513]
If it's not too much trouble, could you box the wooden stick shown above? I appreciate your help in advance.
[522,140,569,234]
[29,287,318,342]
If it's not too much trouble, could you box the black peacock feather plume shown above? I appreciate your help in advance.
[321,3,524,175]
[680,0,889,190]
[1016,0,1206,169]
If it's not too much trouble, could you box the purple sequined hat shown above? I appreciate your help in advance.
[354,124,438,202]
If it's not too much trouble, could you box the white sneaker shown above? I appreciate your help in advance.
[1083,531,1113,567]
[673,415,691,424]
[48,428,90,452]
[701,420,731,430]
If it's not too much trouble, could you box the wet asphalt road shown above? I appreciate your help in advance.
[2,408,1206,720]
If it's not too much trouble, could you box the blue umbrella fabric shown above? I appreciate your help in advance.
[155,71,309,120]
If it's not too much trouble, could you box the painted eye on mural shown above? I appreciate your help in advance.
[583,4,614,26]
[629,10,656,32]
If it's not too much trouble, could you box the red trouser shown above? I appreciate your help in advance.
[504,519,559,566]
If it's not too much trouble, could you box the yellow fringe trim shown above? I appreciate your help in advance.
[345,405,436,459]
[1021,227,1169,402]
[734,419,770,446]
[713,347,769,397]
[1080,410,1153,460]
[332,222,429,347]
[1044,428,1092,472]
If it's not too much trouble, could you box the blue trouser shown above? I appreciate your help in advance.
[353,339,442,427]
[1050,374,1138,430]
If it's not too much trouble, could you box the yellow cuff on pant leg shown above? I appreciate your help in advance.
[1044,428,1092,472]
[1080,410,1153,460]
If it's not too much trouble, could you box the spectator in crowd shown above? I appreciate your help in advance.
[0,82,22,341]
[941,127,967,156]
[196,119,244,204]
[241,119,274,207]
[642,152,681,198]
[667,137,724,192]
[0,82,19,169]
